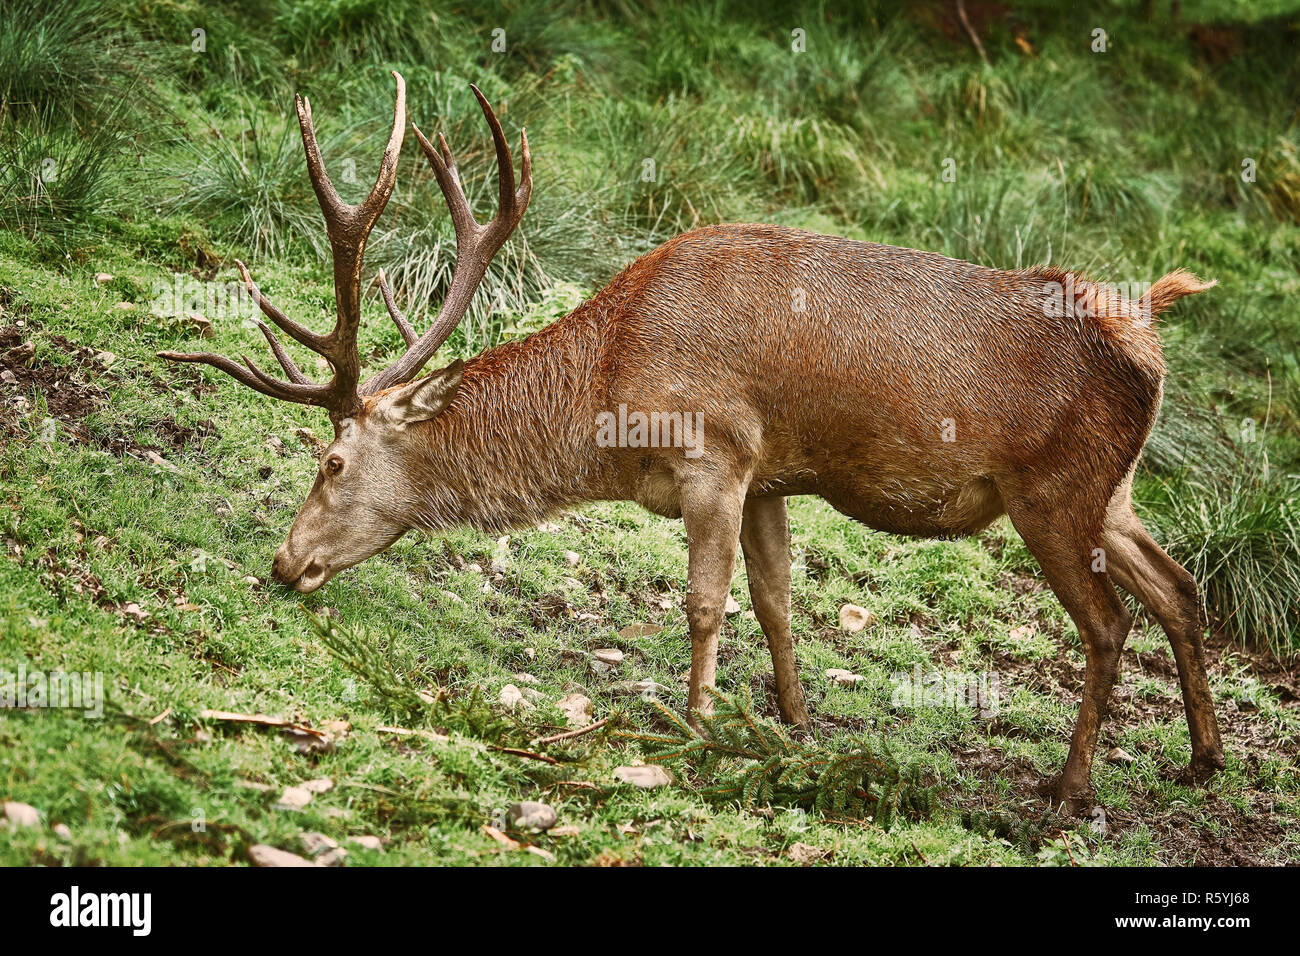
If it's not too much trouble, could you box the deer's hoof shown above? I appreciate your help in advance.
[1039,775,1092,817]
[1189,751,1226,781]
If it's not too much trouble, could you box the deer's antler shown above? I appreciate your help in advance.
[360,85,532,396]
[160,76,532,421]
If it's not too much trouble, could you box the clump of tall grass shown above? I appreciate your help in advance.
[0,0,162,235]
[170,107,354,259]
[1140,450,1300,657]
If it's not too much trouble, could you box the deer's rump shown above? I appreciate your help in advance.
[599,223,1165,538]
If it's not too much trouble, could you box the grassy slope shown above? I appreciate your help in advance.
[1,0,1298,865]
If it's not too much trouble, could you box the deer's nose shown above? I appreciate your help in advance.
[271,550,294,586]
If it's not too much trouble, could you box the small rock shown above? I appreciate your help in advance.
[121,602,149,622]
[93,350,115,366]
[824,668,866,687]
[507,801,558,832]
[350,835,383,851]
[787,842,829,864]
[113,301,135,311]
[317,847,348,866]
[512,672,540,684]
[93,272,113,285]
[838,604,876,632]
[618,623,663,640]
[592,648,624,666]
[300,832,339,856]
[241,575,262,587]
[186,312,213,338]
[613,766,673,789]
[523,647,536,661]
[725,595,742,615]
[275,785,315,811]
[1107,747,1137,766]
[0,370,16,386]
[562,550,580,567]
[301,778,334,794]
[3,802,40,828]
[556,693,593,727]
[610,679,671,698]
[551,824,581,837]
[249,844,318,867]
[53,823,72,840]
[498,684,534,711]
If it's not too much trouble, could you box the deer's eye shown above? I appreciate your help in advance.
[325,455,344,476]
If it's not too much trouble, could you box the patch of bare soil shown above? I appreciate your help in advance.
[945,573,1298,864]
[0,322,216,460]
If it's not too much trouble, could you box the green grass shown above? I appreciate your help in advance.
[1,0,1298,866]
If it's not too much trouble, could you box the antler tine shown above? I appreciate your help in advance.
[236,260,325,353]
[253,318,308,384]
[375,269,417,348]
[470,84,518,225]
[157,348,329,405]
[412,124,476,241]
[160,73,408,420]
[359,87,533,396]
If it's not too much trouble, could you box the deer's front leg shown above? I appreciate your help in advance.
[679,477,746,727]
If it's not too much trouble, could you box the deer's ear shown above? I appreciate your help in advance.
[377,359,464,426]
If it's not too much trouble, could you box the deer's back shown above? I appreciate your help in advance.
[586,224,1164,535]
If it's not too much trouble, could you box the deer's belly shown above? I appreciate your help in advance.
[817,472,1005,538]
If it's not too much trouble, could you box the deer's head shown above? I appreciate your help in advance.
[160,72,531,592]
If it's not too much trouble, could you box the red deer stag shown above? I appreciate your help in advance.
[161,73,1223,810]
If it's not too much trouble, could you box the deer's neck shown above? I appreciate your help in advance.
[404,311,606,533]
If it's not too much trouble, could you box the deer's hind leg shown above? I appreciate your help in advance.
[740,496,811,729]
[1101,482,1225,776]
[1002,484,1134,812]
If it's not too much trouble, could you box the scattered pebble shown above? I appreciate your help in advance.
[300,832,339,856]
[562,550,580,567]
[610,680,670,698]
[498,684,534,711]
[724,595,742,615]
[787,842,829,864]
[275,785,315,811]
[613,766,673,789]
[557,693,593,727]
[1107,747,1137,765]
[824,668,867,687]
[507,801,558,832]
[838,604,876,632]
[592,648,624,666]
[3,802,40,828]
[248,844,317,867]
[53,823,72,840]
[617,623,663,640]
[349,835,383,851]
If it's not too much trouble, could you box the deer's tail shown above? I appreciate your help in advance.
[1142,269,1217,320]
